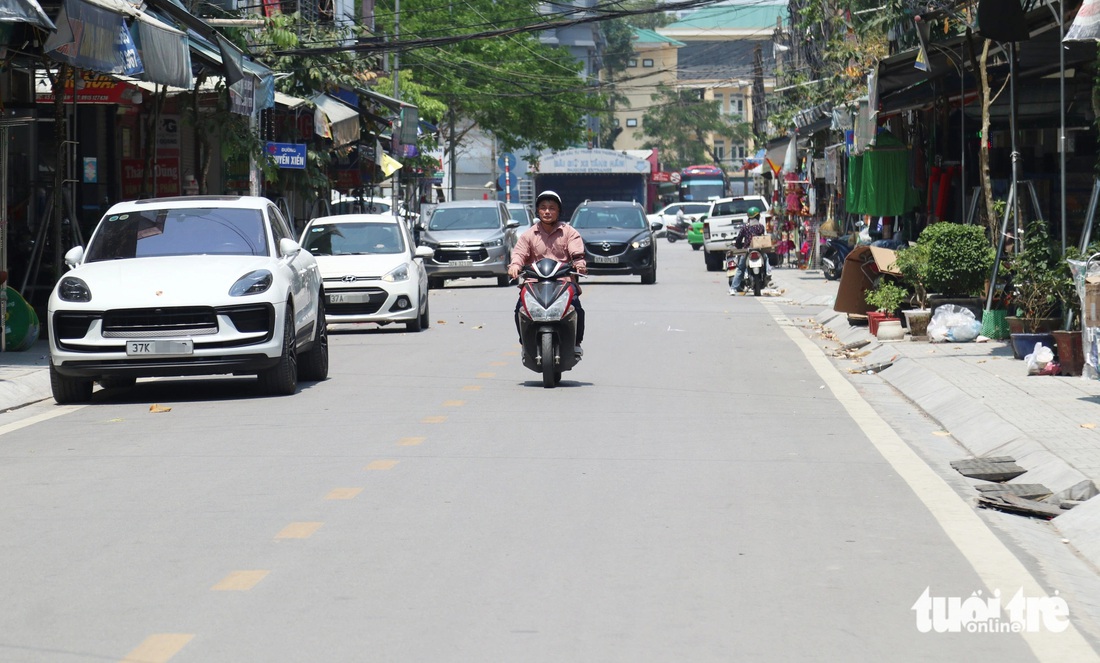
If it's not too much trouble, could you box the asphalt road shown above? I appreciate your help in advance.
[0,241,1095,662]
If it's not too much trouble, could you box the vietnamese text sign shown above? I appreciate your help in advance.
[266,142,307,170]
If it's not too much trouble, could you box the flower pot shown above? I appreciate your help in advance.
[1052,330,1084,377]
[867,311,889,336]
[902,309,931,339]
[1009,332,1056,361]
[1006,316,1062,335]
[876,319,904,342]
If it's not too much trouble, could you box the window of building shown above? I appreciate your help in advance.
[626,118,638,127]
[628,58,637,67]
[642,58,654,67]
[714,93,724,112]
[614,118,620,126]
[732,98,744,115]
[714,140,726,163]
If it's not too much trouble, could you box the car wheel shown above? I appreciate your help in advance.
[98,377,136,390]
[704,251,723,271]
[497,275,510,287]
[258,306,298,396]
[419,297,430,330]
[691,244,701,251]
[50,364,92,404]
[406,296,426,332]
[429,277,445,290]
[298,298,329,382]
[641,265,657,284]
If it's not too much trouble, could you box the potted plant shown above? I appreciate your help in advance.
[1006,220,1062,359]
[864,280,909,339]
[892,242,933,338]
[919,222,996,319]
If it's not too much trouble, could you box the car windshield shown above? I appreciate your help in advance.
[711,200,760,216]
[571,208,646,230]
[332,200,390,215]
[302,222,405,256]
[428,207,501,231]
[84,208,268,262]
[507,206,532,224]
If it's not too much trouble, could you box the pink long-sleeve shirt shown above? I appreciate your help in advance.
[510,222,587,274]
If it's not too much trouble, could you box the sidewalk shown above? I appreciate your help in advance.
[772,266,1100,570]
[0,338,51,413]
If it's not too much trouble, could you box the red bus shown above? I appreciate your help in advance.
[678,164,728,202]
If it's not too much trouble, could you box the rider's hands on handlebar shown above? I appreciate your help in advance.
[508,264,521,281]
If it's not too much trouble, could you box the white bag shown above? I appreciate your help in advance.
[927,304,981,343]
[1024,342,1055,375]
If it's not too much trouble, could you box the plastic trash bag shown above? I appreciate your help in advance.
[1025,342,1055,375]
[927,304,982,343]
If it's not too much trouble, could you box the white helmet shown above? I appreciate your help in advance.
[535,190,563,210]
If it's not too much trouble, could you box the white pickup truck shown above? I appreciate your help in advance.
[700,195,772,271]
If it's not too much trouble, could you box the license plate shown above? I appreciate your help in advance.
[449,259,473,267]
[126,340,194,356]
[726,269,737,277]
[593,255,619,264]
[328,292,372,304]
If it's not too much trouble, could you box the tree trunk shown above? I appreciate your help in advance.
[978,39,995,236]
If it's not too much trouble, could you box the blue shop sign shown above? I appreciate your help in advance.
[266,142,307,170]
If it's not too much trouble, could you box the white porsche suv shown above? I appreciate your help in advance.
[47,196,327,403]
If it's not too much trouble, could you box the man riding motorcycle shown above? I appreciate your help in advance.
[508,190,587,354]
[728,206,773,294]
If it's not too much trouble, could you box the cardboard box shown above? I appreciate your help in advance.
[1085,276,1100,327]
[751,235,774,250]
[833,246,901,315]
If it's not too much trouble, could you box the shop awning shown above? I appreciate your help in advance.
[313,93,360,147]
[356,85,414,110]
[0,0,55,30]
[43,0,192,88]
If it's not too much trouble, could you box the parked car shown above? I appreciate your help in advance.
[506,202,535,228]
[569,200,661,284]
[299,213,434,332]
[417,200,520,288]
[47,195,327,403]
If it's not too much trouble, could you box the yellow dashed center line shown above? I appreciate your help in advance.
[325,487,363,500]
[398,436,426,446]
[489,361,507,366]
[275,522,323,539]
[442,400,465,407]
[120,634,193,662]
[462,385,482,391]
[366,459,399,470]
[476,372,495,379]
[212,570,269,591]
[502,351,519,357]
[422,415,447,424]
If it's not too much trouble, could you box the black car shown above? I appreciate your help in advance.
[569,201,661,284]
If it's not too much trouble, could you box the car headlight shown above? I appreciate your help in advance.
[57,276,92,302]
[382,263,410,282]
[483,237,504,248]
[632,236,653,249]
[229,269,273,296]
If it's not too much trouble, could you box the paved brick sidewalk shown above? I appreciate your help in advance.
[771,267,1100,568]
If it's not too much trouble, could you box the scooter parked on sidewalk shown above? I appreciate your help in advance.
[516,258,582,388]
[821,236,852,281]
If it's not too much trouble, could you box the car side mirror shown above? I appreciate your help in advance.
[505,220,520,229]
[650,222,663,231]
[64,246,85,269]
[414,245,434,259]
[279,237,302,257]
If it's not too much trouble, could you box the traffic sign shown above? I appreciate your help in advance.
[497,152,517,171]
[670,172,681,184]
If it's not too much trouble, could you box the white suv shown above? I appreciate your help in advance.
[48,196,327,402]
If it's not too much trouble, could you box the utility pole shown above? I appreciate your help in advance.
[391,0,401,218]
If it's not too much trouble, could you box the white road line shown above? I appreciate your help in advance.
[762,300,1100,661]
[0,405,83,437]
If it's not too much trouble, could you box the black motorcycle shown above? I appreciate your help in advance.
[517,258,582,388]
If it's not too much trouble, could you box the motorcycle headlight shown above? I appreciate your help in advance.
[522,288,572,322]
[382,263,410,282]
[631,236,653,249]
[57,276,92,302]
[229,269,273,296]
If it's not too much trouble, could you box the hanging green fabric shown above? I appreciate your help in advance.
[847,151,864,214]
[851,130,920,216]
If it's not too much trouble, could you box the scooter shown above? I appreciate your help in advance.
[821,236,850,280]
[517,258,582,388]
[666,218,689,243]
[726,249,769,296]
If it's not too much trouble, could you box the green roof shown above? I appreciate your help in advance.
[664,4,787,30]
[632,27,685,46]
